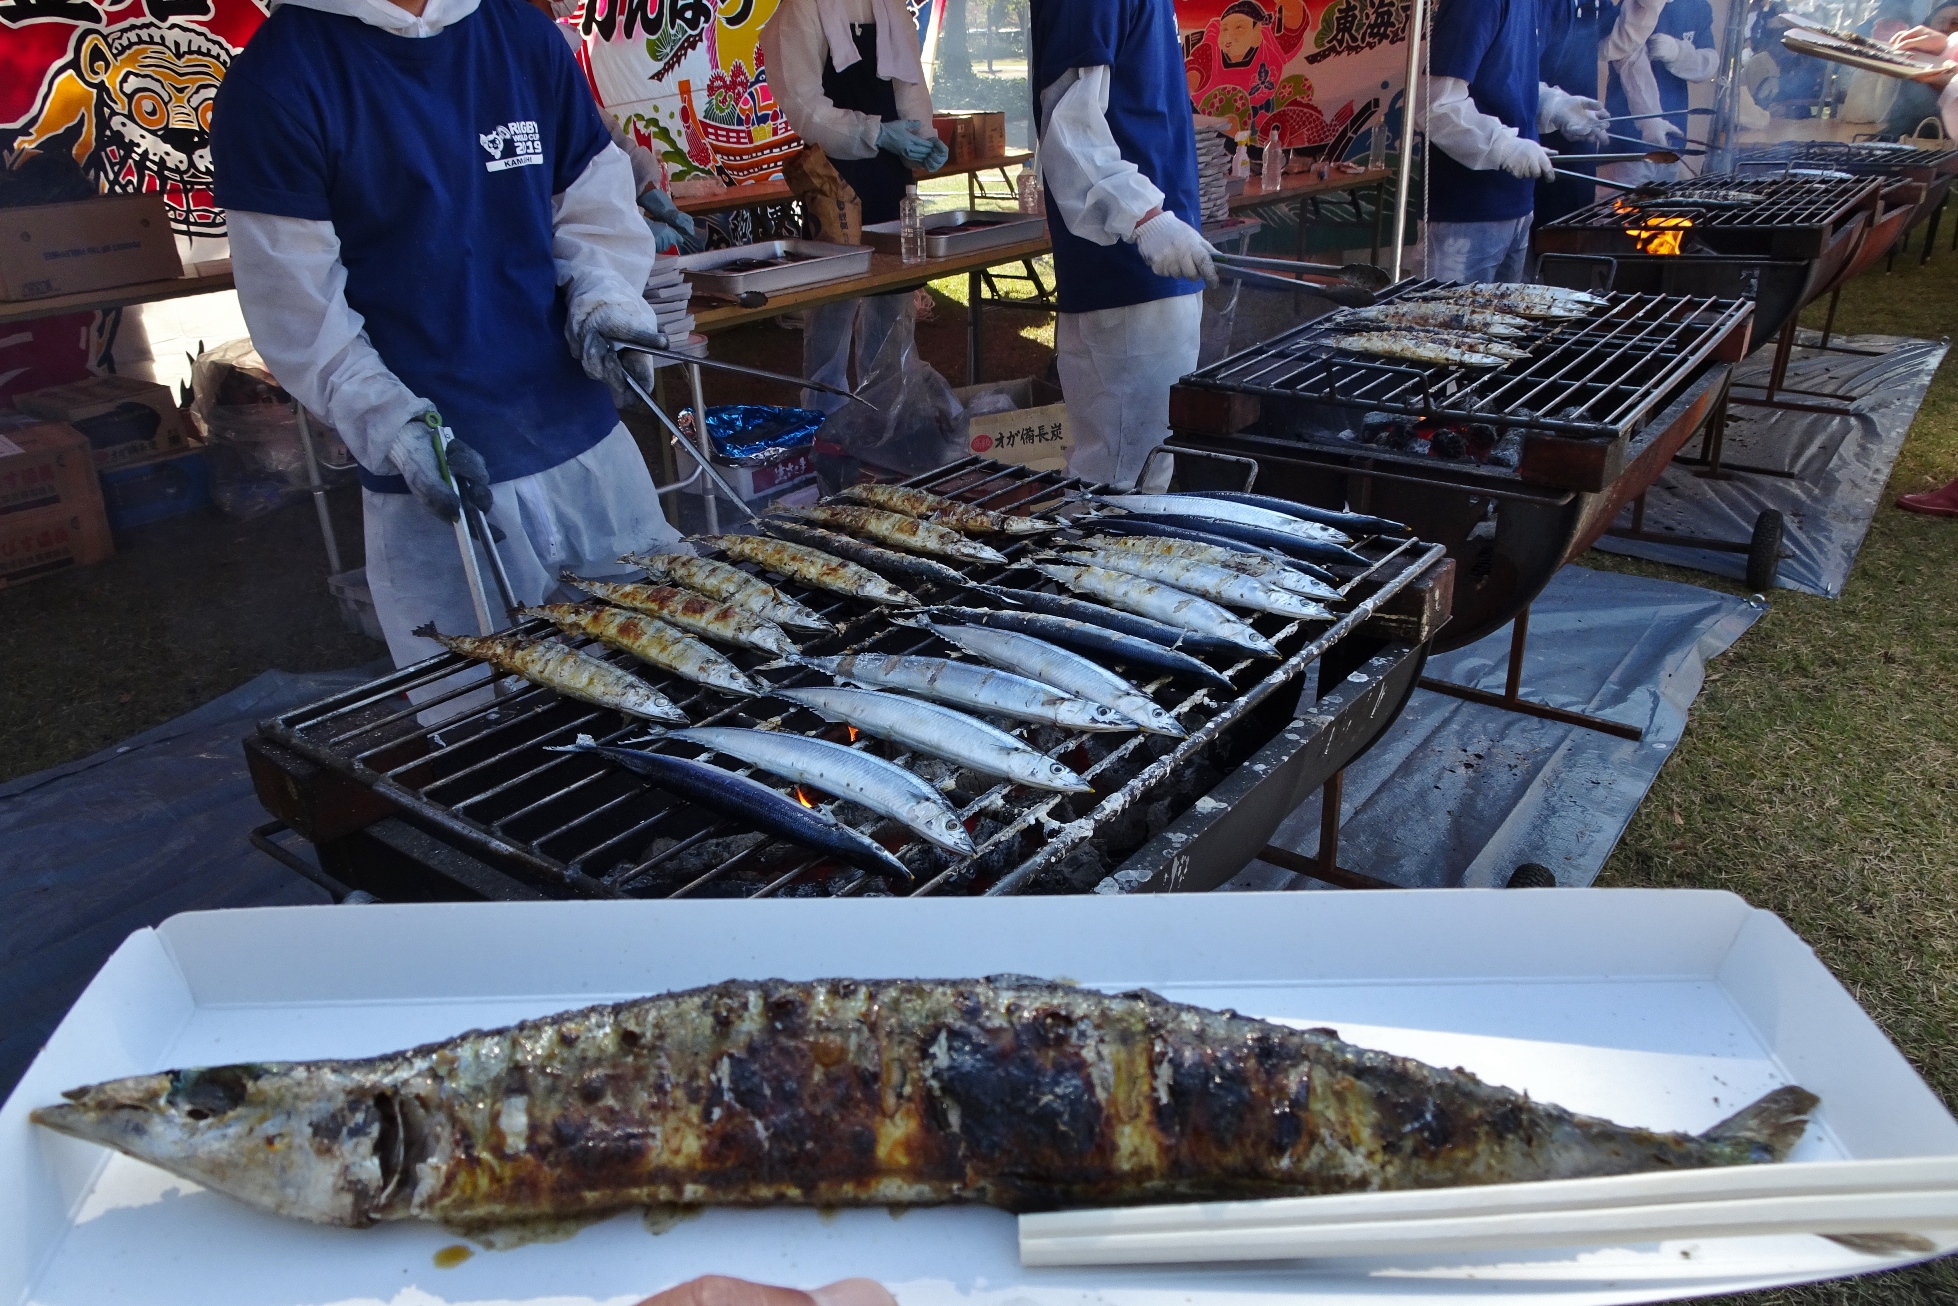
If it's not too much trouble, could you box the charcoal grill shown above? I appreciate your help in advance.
[248,457,1452,902]
[1535,174,1910,422]
[1169,275,1755,640]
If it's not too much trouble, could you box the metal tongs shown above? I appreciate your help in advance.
[612,336,875,409]
[1548,150,1684,189]
[1209,252,1390,306]
[424,411,517,635]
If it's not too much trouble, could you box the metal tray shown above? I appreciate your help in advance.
[670,239,872,295]
[862,208,1047,257]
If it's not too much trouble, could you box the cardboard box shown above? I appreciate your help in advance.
[956,376,1069,471]
[0,498,112,589]
[14,374,191,471]
[0,418,103,522]
[933,111,1006,164]
[4,891,1958,1302]
[0,194,182,302]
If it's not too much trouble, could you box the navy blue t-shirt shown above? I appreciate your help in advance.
[1429,0,1544,223]
[1606,0,1715,137]
[1031,0,1202,314]
[212,0,619,489]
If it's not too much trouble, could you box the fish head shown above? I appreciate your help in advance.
[31,1062,413,1226]
[909,800,977,856]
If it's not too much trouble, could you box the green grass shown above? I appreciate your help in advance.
[1586,231,1958,1301]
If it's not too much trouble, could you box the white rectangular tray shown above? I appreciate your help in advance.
[5,891,1955,1305]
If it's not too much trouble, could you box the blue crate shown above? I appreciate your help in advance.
[97,448,212,531]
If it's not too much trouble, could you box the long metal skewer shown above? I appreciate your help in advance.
[611,356,763,524]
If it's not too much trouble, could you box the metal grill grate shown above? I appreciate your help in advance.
[262,458,1445,900]
[1179,279,1752,440]
[1736,141,1958,177]
[1541,175,1879,232]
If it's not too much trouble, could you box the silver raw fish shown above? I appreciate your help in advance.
[622,551,833,635]
[1031,562,1279,657]
[1098,494,1353,545]
[908,618,1185,736]
[774,686,1092,792]
[803,653,1133,732]
[1079,534,1340,601]
[1053,547,1334,622]
[657,726,974,856]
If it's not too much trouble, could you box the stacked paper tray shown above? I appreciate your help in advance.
[4,891,1956,1305]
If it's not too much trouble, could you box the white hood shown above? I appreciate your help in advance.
[271,0,481,38]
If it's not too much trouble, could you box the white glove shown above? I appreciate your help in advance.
[1539,85,1611,143]
[1647,32,1683,62]
[385,417,494,524]
[574,299,672,406]
[1497,136,1557,181]
[1133,211,1218,285]
[1638,115,1682,148]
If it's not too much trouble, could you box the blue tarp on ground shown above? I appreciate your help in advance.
[1228,565,1762,891]
[0,667,381,1097]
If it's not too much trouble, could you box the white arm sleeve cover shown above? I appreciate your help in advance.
[895,75,934,129]
[225,209,431,474]
[553,144,660,341]
[759,2,882,160]
[1038,65,1166,245]
[1602,0,1665,61]
[1426,75,1519,172]
[1664,43,1720,82]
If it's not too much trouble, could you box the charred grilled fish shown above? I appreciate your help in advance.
[621,552,833,636]
[841,482,1059,535]
[762,519,970,589]
[1408,285,1600,320]
[1336,303,1532,336]
[787,505,1009,565]
[1080,535,1340,602]
[1087,517,1340,585]
[514,604,763,698]
[1053,547,1334,622]
[412,624,687,724]
[563,576,799,658]
[712,535,920,608]
[1323,332,1517,369]
[31,976,1818,1228]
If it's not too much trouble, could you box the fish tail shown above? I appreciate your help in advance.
[1698,1085,1820,1163]
[412,622,441,640]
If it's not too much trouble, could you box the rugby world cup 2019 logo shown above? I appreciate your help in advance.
[479,119,542,172]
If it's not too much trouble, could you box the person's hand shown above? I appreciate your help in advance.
[1496,136,1556,180]
[386,418,493,524]
[918,133,950,172]
[1134,210,1218,285]
[876,119,941,166]
[1893,24,1952,52]
[1637,115,1681,148]
[635,1276,898,1306]
[1647,32,1683,62]
[640,188,701,252]
[576,300,671,405]
[1555,94,1611,143]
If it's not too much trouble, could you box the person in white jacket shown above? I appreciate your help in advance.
[761,0,946,444]
[1424,0,1610,283]
[209,0,682,672]
[1032,0,1217,491]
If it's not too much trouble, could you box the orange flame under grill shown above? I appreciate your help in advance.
[792,786,817,809]
[1615,200,1693,255]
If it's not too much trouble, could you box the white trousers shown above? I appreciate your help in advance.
[803,293,914,414]
[1058,292,1203,491]
[364,423,681,672]
[1427,214,1534,284]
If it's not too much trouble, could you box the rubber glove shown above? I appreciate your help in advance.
[640,192,702,254]
[1133,210,1218,285]
[1496,136,1556,180]
[877,119,941,166]
[1551,94,1610,143]
[575,300,671,406]
[385,418,493,524]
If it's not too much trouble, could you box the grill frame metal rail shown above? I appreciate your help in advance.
[249,456,1453,901]
[1535,175,1881,257]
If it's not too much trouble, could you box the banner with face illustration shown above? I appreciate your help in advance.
[2,0,266,261]
[573,0,1408,188]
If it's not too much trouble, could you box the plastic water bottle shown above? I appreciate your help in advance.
[1368,119,1388,173]
[1262,130,1284,192]
[899,185,925,264]
[1017,163,1044,215]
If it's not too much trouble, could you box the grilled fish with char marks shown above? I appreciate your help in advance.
[1321,331,1517,369]
[412,624,687,724]
[32,976,1818,1228]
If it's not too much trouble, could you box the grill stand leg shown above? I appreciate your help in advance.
[1922,195,1944,265]
[1819,286,1842,350]
[1417,605,1645,741]
[1317,768,1343,883]
[967,268,983,385]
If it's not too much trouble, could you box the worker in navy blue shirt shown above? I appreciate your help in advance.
[1425,0,1610,282]
[1535,0,1612,225]
[1033,0,1217,490]
[1602,0,1718,185]
[211,0,682,676]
